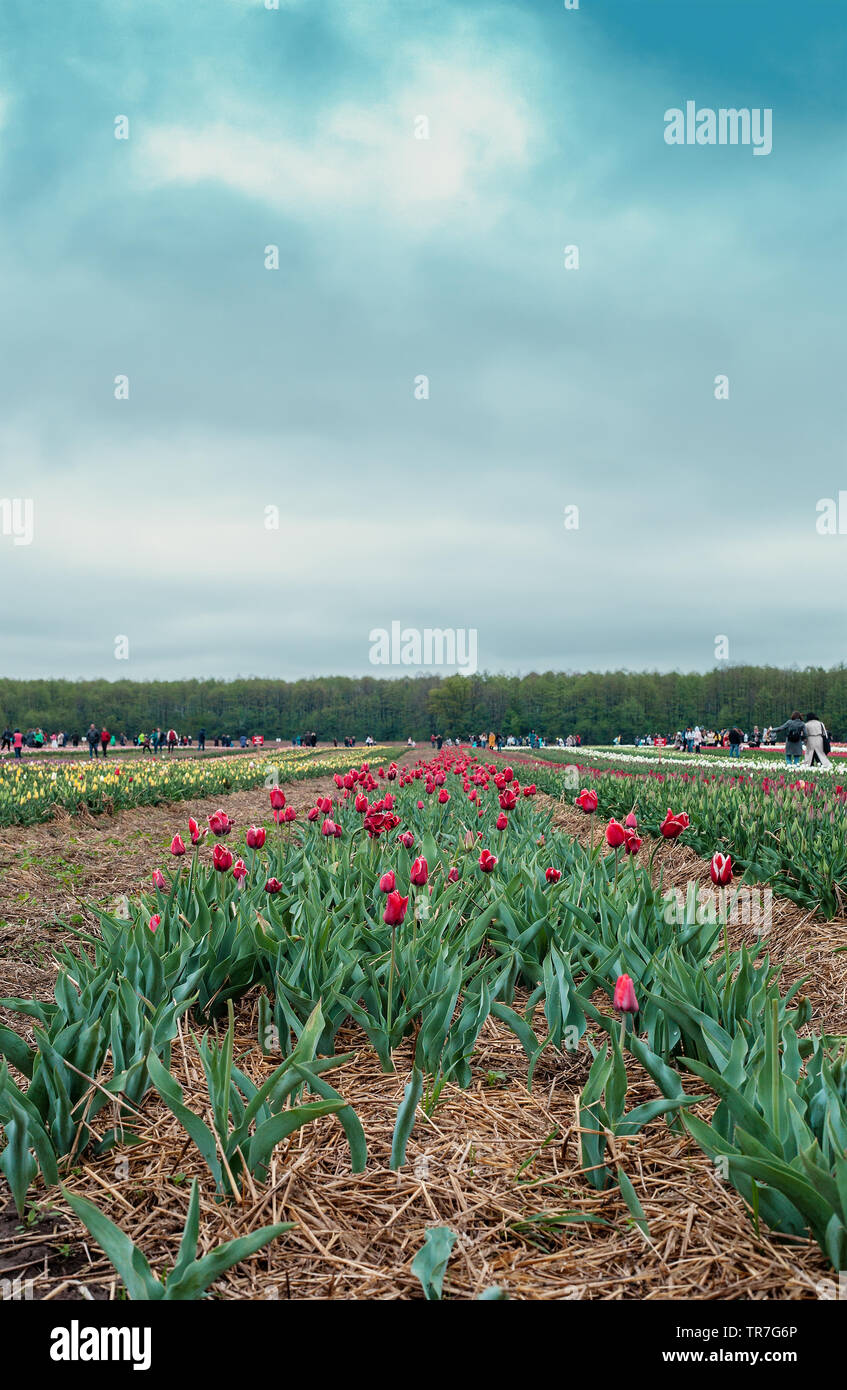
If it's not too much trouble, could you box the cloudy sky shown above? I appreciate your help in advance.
[0,0,844,681]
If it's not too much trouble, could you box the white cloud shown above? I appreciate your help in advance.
[134,53,538,228]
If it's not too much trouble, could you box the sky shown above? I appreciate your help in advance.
[0,0,844,682]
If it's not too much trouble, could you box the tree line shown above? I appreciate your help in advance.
[1,666,845,745]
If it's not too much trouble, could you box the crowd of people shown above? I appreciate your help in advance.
[626,714,834,769]
[0,724,273,758]
[423,730,577,752]
[3,713,836,771]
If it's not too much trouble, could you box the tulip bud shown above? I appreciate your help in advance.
[383,890,409,926]
[605,819,627,848]
[613,973,639,1015]
[212,844,233,872]
[709,852,733,885]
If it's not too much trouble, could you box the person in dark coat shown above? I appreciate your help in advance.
[770,711,805,766]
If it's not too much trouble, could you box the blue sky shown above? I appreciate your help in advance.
[0,0,844,680]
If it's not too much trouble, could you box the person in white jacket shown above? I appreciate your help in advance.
[803,712,833,770]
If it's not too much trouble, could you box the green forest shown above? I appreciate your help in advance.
[1,666,845,744]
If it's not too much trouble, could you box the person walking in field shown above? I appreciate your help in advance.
[167,728,177,753]
[1,728,11,752]
[86,723,99,758]
[12,729,23,760]
[100,727,110,758]
[802,712,833,770]
[771,711,805,766]
[728,724,744,758]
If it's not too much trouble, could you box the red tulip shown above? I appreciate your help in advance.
[478,849,497,873]
[624,811,638,829]
[624,831,642,855]
[152,868,166,889]
[321,817,336,836]
[307,806,319,821]
[283,805,297,822]
[398,831,415,850]
[379,871,396,893]
[188,816,203,845]
[447,866,459,883]
[710,852,733,885]
[246,826,266,849]
[208,809,233,837]
[545,867,562,883]
[264,877,283,894]
[383,890,409,926]
[438,789,450,804]
[410,856,429,886]
[148,913,161,933]
[605,819,627,848]
[169,833,186,857]
[269,786,286,810]
[613,974,639,1015]
[660,809,690,839]
[232,858,248,882]
[212,844,233,872]
[496,812,508,831]
[575,789,598,814]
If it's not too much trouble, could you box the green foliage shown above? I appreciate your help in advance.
[411,1226,457,1300]
[147,1002,361,1197]
[390,1067,424,1170]
[63,1178,292,1299]
[577,1029,702,1190]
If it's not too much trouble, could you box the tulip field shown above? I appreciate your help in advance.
[0,745,389,829]
[1,746,846,1300]
[518,747,847,918]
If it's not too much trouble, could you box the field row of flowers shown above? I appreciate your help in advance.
[0,746,390,827]
[535,745,842,776]
[514,751,847,916]
[1,749,845,1296]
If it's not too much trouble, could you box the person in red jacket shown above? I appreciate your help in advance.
[100,727,110,758]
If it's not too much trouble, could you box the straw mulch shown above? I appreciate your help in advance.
[2,1006,831,1302]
